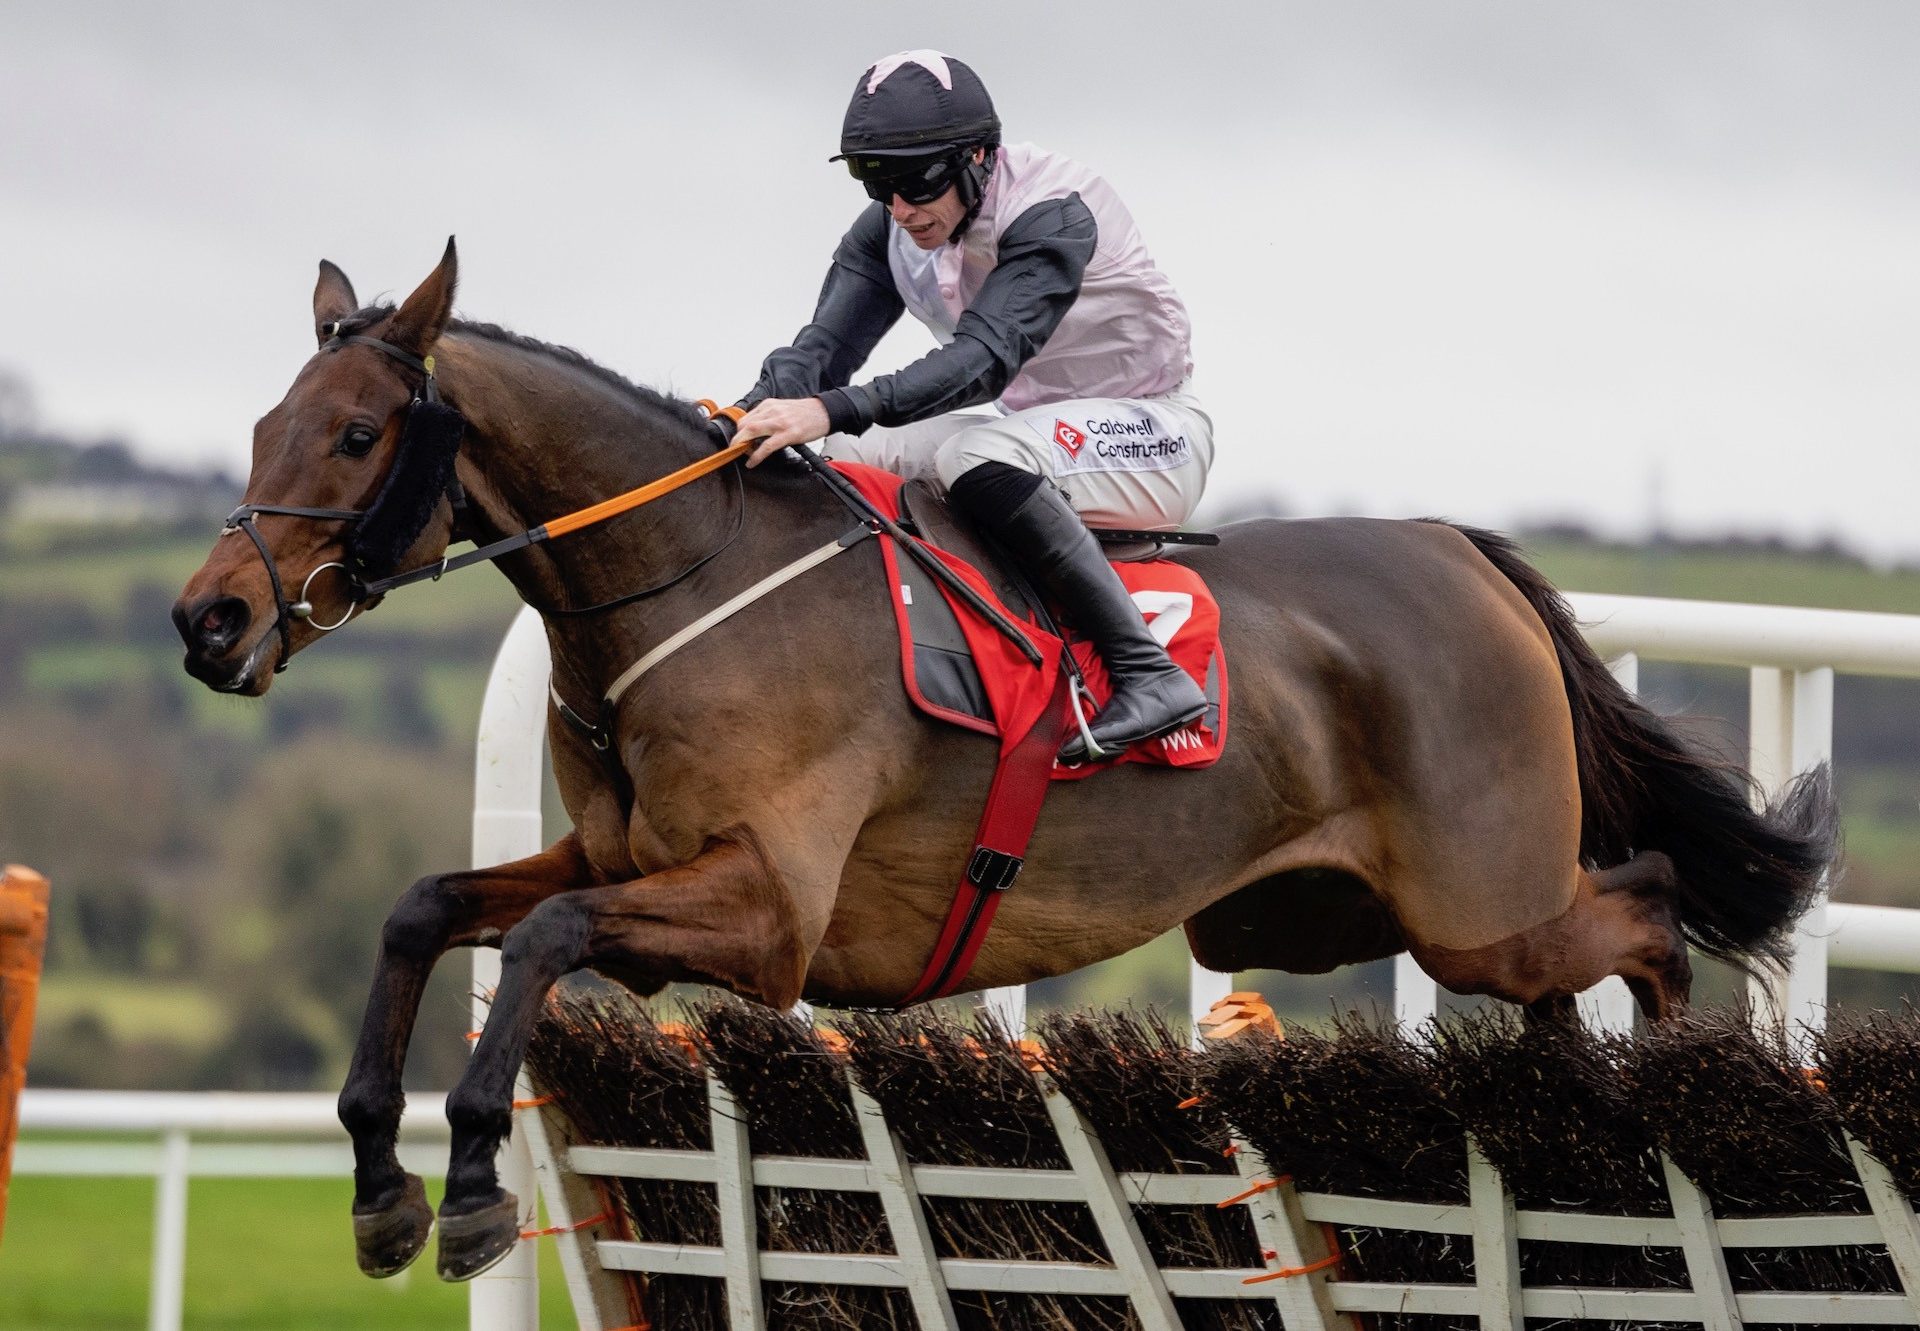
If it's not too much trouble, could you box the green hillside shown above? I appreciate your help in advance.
[1529,535,1920,614]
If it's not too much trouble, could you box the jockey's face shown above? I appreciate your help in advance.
[889,188,965,248]
[886,147,985,249]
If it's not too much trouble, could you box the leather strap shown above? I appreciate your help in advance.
[693,399,746,427]
[549,523,875,750]
[227,512,300,672]
[324,332,435,385]
[899,667,1075,1005]
[226,502,364,524]
[600,525,870,707]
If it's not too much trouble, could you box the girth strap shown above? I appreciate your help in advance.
[899,667,1075,1005]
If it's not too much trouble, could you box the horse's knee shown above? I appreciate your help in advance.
[499,894,590,977]
[381,875,461,959]
[1413,907,1597,1008]
[1622,899,1693,1020]
[1657,943,1693,1003]
[337,1080,403,1137]
[1415,942,1536,1004]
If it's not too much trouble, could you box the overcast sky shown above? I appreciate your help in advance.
[4,3,1916,557]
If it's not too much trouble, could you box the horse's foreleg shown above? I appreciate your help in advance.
[437,832,805,1282]
[338,833,592,1277]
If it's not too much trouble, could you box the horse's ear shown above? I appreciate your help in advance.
[313,260,358,347]
[388,236,459,356]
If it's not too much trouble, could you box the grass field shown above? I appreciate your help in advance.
[0,1172,579,1330]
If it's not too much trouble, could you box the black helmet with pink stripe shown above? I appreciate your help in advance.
[833,50,1001,160]
[832,51,1000,238]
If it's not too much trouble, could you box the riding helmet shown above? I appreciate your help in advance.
[833,50,1000,239]
[834,50,1001,157]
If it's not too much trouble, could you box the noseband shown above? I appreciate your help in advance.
[221,331,468,671]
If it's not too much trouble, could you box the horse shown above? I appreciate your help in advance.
[173,239,1835,1282]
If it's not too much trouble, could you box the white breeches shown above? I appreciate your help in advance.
[821,381,1214,530]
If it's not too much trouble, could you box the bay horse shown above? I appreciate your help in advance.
[173,240,1834,1282]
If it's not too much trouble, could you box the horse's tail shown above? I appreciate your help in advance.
[1438,522,1838,976]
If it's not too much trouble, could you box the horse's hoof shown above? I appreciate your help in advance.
[353,1173,433,1278]
[436,1190,521,1283]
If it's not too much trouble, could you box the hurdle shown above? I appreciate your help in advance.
[505,994,1920,1331]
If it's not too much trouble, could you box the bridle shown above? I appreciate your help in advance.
[218,331,751,673]
[221,332,467,671]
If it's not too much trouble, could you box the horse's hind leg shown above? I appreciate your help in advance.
[1415,851,1691,1022]
[436,833,807,1282]
[1524,993,1581,1025]
[1595,852,1692,1021]
[338,833,592,1278]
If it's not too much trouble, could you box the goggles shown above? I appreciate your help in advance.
[844,147,971,205]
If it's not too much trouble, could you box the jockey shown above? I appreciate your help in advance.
[733,49,1212,762]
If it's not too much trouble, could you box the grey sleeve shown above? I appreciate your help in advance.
[819,193,1098,434]
[737,204,905,426]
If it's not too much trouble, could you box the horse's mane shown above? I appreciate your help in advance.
[332,303,715,441]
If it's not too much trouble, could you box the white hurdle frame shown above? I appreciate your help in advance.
[458,593,1920,1328]
[470,609,552,1331]
[521,1060,1920,1330]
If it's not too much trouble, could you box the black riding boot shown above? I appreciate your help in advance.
[953,465,1207,763]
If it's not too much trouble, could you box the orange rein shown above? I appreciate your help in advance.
[536,399,746,540]
[541,435,751,540]
[350,399,756,603]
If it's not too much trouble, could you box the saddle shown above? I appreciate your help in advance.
[841,466,1229,775]
[898,480,1036,620]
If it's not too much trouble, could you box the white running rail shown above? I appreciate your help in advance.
[12,1092,450,1331]
[18,592,1920,1331]
[1569,594,1920,1038]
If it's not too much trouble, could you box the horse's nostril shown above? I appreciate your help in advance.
[187,596,251,653]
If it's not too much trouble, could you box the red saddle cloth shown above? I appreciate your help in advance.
[834,461,1229,773]
[833,461,1228,1005]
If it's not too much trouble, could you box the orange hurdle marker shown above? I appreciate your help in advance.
[1,864,51,1247]
[1196,990,1283,1044]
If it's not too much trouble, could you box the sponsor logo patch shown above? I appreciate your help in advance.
[1027,407,1194,474]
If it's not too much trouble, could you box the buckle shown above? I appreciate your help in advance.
[966,847,1023,892]
[550,691,612,752]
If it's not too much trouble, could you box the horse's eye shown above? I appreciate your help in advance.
[339,426,379,458]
